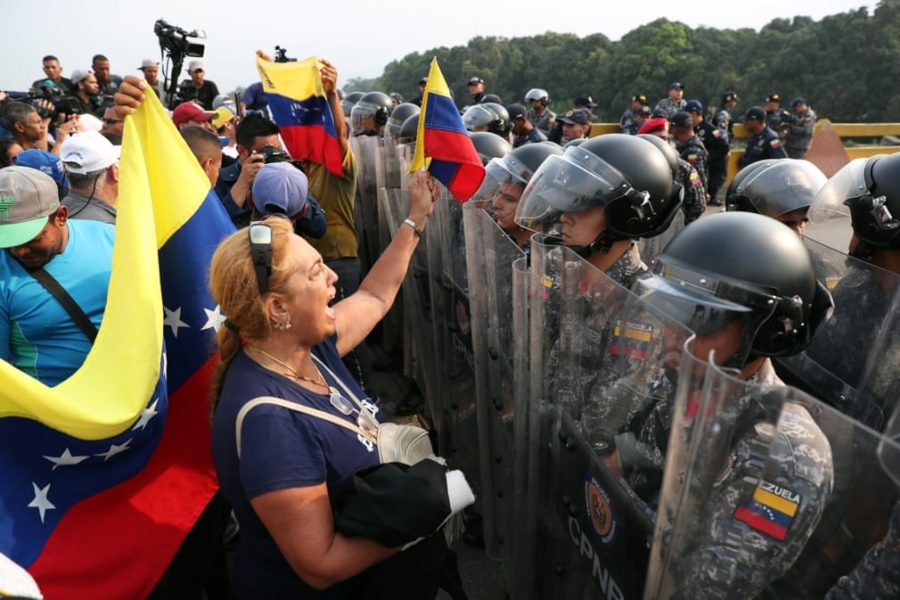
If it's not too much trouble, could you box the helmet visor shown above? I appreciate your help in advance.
[808,158,869,223]
[350,101,378,135]
[737,159,827,218]
[513,147,632,233]
[462,105,494,130]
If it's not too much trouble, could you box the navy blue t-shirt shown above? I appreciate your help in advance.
[212,336,382,598]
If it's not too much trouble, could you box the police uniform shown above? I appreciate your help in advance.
[512,127,548,148]
[712,109,733,141]
[526,108,556,135]
[785,109,817,159]
[678,157,707,224]
[654,98,687,119]
[697,120,730,199]
[671,360,834,599]
[766,109,788,133]
[676,134,709,191]
[826,500,900,599]
[620,108,636,134]
[739,127,788,168]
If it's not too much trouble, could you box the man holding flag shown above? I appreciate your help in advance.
[410,57,485,203]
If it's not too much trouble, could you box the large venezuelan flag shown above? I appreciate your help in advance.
[0,87,234,599]
[410,57,485,203]
[257,55,344,177]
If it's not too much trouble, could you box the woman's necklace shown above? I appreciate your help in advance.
[249,345,330,390]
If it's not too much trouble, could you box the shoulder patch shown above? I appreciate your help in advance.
[712,129,721,137]
[734,480,801,541]
[770,139,782,149]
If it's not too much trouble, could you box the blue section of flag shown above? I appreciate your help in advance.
[423,94,468,134]
[266,93,337,139]
[429,159,458,185]
[0,372,168,567]
[160,191,235,392]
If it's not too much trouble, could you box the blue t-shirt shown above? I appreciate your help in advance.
[0,219,114,386]
[212,337,382,598]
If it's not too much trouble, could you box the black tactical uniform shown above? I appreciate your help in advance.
[739,127,788,168]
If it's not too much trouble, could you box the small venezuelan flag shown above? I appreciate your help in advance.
[409,57,485,203]
[734,480,801,541]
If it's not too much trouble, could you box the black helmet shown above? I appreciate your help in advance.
[562,138,585,149]
[636,212,833,366]
[398,113,419,145]
[385,103,420,140]
[462,103,511,137]
[638,134,679,178]
[480,93,503,105]
[516,134,682,251]
[809,153,900,254]
[726,159,826,219]
[525,88,549,106]
[476,142,563,199]
[350,91,393,135]
[341,90,365,118]
[469,131,511,165]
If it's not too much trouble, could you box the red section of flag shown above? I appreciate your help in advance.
[423,128,485,203]
[279,124,345,178]
[734,506,788,541]
[29,357,219,600]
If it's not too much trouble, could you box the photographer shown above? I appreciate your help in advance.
[31,55,75,96]
[214,113,281,227]
[179,60,219,110]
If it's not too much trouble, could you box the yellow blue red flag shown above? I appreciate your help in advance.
[0,86,233,599]
[409,57,485,202]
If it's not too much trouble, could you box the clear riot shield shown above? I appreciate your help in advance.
[776,237,900,428]
[640,208,685,265]
[519,237,695,600]
[350,134,382,272]
[464,200,526,562]
[645,345,900,600]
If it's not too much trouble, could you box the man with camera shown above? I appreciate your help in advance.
[31,55,75,97]
[179,60,219,110]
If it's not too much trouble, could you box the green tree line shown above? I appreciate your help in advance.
[346,0,900,122]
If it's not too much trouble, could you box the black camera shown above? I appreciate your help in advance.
[154,19,206,58]
[259,145,305,171]
[274,46,296,64]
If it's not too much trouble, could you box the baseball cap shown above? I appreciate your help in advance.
[668,81,684,91]
[743,106,767,121]
[70,69,92,84]
[637,118,669,135]
[78,113,103,132]
[765,93,781,103]
[0,167,61,248]
[211,107,235,129]
[573,95,597,108]
[670,111,694,129]
[139,58,158,69]
[506,103,527,121]
[252,162,311,218]
[631,94,648,104]
[187,60,205,73]
[636,105,652,117]
[172,102,215,126]
[558,108,591,125]
[467,76,484,86]
[790,97,806,108]
[684,99,703,114]
[722,91,739,103]
[14,150,67,190]
[59,130,118,174]
[418,77,427,86]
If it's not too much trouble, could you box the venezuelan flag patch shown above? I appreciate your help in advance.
[610,321,653,359]
[734,480,801,541]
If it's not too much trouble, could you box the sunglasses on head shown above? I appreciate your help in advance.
[248,222,273,295]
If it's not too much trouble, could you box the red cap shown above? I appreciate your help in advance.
[172,102,214,126]
[637,117,669,135]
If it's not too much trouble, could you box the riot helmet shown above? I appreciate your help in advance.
[350,91,393,136]
[525,88,549,107]
[726,159,826,234]
[341,90,365,118]
[385,102,420,141]
[469,131,511,166]
[463,103,511,137]
[637,134,679,178]
[515,134,682,254]
[809,153,900,255]
[634,212,833,367]
[397,113,419,145]
[562,138,585,149]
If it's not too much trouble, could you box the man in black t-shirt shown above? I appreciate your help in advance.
[179,60,220,110]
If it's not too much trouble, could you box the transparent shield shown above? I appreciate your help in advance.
[640,208,684,265]
[805,158,869,251]
[350,134,383,272]
[645,345,900,600]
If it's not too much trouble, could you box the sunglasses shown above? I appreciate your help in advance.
[329,391,380,440]
[248,222,273,295]
[103,118,123,125]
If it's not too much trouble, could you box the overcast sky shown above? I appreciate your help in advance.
[1,0,872,94]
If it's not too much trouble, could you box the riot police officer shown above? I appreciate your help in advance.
[349,91,393,137]
[639,132,706,225]
[462,103,512,140]
[686,99,730,204]
[738,106,788,168]
[524,88,556,135]
[784,97,817,159]
[515,133,682,284]
[671,111,709,193]
[469,130,512,166]
[726,158,826,235]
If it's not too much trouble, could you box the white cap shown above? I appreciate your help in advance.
[139,58,158,69]
[187,60,205,73]
[77,113,103,132]
[70,69,93,84]
[59,131,119,174]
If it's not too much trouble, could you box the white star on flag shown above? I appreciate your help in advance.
[28,482,56,523]
[163,306,189,338]
[95,439,132,461]
[162,351,168,379]
[201,305,228,332]
[131,398,160,432]
[43,448,89,471]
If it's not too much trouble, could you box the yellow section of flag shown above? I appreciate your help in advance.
[257,55,325,100]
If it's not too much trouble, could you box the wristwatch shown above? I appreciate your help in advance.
[402,218,422,237]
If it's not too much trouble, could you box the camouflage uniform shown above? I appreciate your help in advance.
[654,97,687,119]
[512,127,547,148]
[678,157,707,224]
[826,500,900,600]
[526,108,556,136]
[676,134,709,191]
[785,108,817,159]
[697,120,730,200]
[739,127,788,168]
[671,360,834,599]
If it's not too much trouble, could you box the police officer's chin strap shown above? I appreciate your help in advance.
[568,229,618,257]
